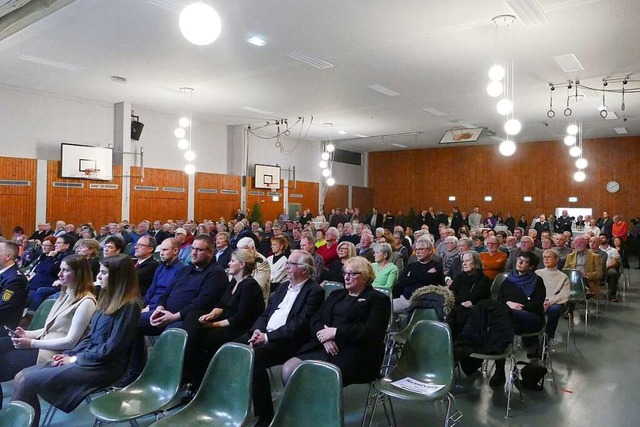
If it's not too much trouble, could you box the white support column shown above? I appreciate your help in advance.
[283,179,289,213]
[114,102,132,221]
[187,173,195,220]
[241,127,249,212]
[348,185,353,209]
[35,159,48,226]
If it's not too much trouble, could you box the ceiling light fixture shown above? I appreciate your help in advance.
[326,177,335,186]
[569,146,581,157]
[319,160,328,169]
[247,36,267,46]
[325,143,335,153]
[499,139,516,156]
[564,135,576,146]
[179,2,222,46]
[177,87,196,174]
[574,170,586,182]
[321,152,330,161]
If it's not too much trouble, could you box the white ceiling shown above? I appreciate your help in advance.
[1,0,639,152]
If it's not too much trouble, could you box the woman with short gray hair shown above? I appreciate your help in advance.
[371,243,399,290]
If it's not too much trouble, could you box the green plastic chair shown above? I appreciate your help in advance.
[491,272,509,300]
[89,328,188,425]
[370,320,462,427]
[0,401,35,427]
[269,361,343,427]
[28,299,56,331]
[148,342,254,427]
[322,281,344,299]
[392,308,438,346]
[563,268,590,349]
[469,343,519,418]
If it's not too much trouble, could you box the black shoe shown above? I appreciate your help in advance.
[489,370,506,387]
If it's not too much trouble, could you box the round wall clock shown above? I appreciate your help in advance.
[606,181,620,193]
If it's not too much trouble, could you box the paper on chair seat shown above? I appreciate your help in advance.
[391,377,445,394]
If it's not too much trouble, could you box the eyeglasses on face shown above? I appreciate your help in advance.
[286,261,306,267]
[343,271,362,278]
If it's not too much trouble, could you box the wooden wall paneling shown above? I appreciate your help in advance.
[194,172,241,222]
[323,185,349,213]
[369,136,640,222]
[246,176,284,223]
[47,160,122,228]
[0,157,37,236]
[352,186,374,215]
[129,167,188,223]
[288,180,319,217]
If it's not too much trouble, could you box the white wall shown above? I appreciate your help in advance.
[0,85,230,173]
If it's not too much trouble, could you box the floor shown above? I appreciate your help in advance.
[4,260,640,426]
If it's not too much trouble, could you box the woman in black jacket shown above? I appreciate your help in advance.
[448,252,491,339]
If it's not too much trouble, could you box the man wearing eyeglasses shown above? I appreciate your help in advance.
[237,249,323,427]
[118,234,228,387]
[133,235,159,296]
[393,236,444,312]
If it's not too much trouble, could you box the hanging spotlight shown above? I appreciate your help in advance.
[504,119,522,135]
[321,152,330,161]
[569,146,581,157]
[488,65,506,81]
[547,84,555,118]
[179,3,222,46]
[177,139,189,150]
[576,158,588,169]
[184,163,196,175]
[179,117,190,128]
[322,168,331,177]
[184,150,196,161]
[499,140,516,156]
[564,135,576,146]
[174,127,186,138]
[319,160,328,169]
[487,81,504,97]
[325,143,335,153]
[326,177,336,186]
[496,99,513,115]
[574,170,586,182]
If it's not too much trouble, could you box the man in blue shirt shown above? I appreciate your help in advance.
[141,238,184,312]
[118,234,228,386]
[0,240,28,329]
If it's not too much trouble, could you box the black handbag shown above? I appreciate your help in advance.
[516,361,547,390]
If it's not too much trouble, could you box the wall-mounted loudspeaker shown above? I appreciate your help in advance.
[131,121,144,141]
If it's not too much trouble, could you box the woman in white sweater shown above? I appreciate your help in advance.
[0,254,96,406]
[267,236,289,294]
[535,249,570,340]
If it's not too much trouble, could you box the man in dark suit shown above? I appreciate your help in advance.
[237,249,323,427]
[367,208,384,229]
[133,235,160,297]
[0,240,28,329]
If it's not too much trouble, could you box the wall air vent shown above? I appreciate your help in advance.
[89,183,118,190]
[163,186,185,193]
[197,188,218,194]
[220,189,239,195]
[52,182,83,188]
[0,179,30,186]
[134,185,158,191]
[248,191,264,196]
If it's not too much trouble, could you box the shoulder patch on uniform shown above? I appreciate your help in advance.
[2,289,14,302]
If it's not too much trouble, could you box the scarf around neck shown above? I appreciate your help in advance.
[507,270,537,297]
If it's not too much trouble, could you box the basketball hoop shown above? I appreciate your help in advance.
[83,168,100,178]
[269,183,280,202]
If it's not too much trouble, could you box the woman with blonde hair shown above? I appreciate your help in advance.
[0,254,97,407]
[282,256,390,387]
[11,254,141,425]
[267,235,289,294]
[321,241,357,284]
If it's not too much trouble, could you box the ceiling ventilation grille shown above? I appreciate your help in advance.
[285,51,334,69]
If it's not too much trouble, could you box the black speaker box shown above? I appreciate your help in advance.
[131,121,144,141]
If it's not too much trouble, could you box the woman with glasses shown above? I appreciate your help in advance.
[11,254,141,425]
[490,251,545,387]
[321,241,356,284]
[282,256,390,386]
[181,249,265,389]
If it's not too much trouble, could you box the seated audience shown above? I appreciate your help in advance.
[0,241,29,329]
[268,236,289,294]
[599,235,621,301]
[317,227,339,265]
[371,243,399,290]
[300,233,325,283]
[0,255,97,406]
[75,239,101,279]
[133,235,160,296]
[479,236,507,280]
[175,228,192,265]
[565,236,602,297]
[237,237,271,302]
[535,250,570,341]
[491,251,545,387]
[11,254,141,425]
[393,236,444,313]
[321,241,356,284]
[282,257,390,388]
[448,251,491,339]
[181,249,264,390]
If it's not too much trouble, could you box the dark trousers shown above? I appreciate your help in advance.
[606,268,619,297]
[234,333,300,423]
[0,337,39,407]
[545,304,566,339]
[128,311,182,375]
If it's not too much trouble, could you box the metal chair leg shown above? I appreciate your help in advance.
[444,393,463,427]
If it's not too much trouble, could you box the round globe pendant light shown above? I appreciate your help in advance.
[499,140,516,156]
[496,99,513,116]
[179,3,222,46]
[574,170,586,182]
[504,119,521,135]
